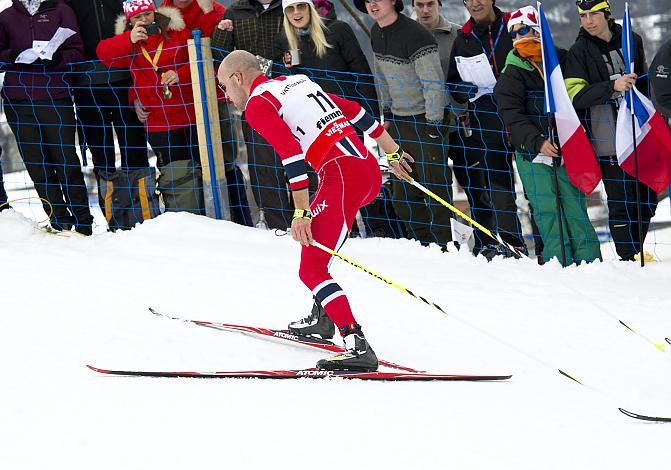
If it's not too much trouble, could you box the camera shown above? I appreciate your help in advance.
[143,23,160,36]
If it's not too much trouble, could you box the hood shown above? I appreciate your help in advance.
[461,6,510,37]
[577,20,621,47]
[503,49,533,72]
[11,0,56,16]
[114,6,186,35]
[434,15,455,33]
[314,0,336,20]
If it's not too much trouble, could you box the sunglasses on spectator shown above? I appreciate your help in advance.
[509,25,533,38]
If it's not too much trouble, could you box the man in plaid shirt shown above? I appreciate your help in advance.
[211,0,290,230]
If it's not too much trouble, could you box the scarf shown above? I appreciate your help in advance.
[513,37,542,63]
[20,0,43,16]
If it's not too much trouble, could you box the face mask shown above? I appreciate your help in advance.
[513,37,542,62]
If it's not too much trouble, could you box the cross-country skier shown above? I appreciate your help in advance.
[218,50,414,371]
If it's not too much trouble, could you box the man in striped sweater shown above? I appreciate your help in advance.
[355,0,453,249]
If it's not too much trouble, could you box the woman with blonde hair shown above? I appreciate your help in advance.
[273,0,378,120]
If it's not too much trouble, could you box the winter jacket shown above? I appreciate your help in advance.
[429,15,465,130]
[446,7,512,145]
[96,7,194,133]
[65,0,130,85]
[494,48,566,159]
[210,0,283,64]
[563,22,647,157]
[371,13,445,124]
[272,18,378,119]
[649,37,671,117]
[161,0,226,38]
[0,0,84,101]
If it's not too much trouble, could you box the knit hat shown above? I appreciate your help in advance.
[411,0,441,5]
[283,0,311,10]
[123,0,155,20]
[576,0,610,14]
[508,5,540,33]
[354,0,404,14]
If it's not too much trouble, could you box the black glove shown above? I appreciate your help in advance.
[37,51,62,67]
[8,49,19,63]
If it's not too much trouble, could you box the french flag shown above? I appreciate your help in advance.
[538,2,601,194]
[616,3,671,193]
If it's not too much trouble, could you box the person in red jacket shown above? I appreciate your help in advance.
[161,0,253,226]
[218,50,414,371]
[97,0,204,214]
[161,0,225,37]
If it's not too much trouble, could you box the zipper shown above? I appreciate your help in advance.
[94,0,103,40]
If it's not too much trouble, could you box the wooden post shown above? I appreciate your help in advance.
[188,33,230,220]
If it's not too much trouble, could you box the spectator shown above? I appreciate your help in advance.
[66,0,152,231]
[446,0,526,258]
[494,5,601,265]
[0,0,94,234]
[162,0,252,226]
[564,0,657,261]
[273,0,378,121]
[65,2,148,173]
[649,37,671,117]
[212,0,291,230]
[355,0,453,248]
[412,0,465,240]
[97,0,204,215]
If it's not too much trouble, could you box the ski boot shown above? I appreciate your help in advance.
[317,323,378,372]
[288,299,335,339]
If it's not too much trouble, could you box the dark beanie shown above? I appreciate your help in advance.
[354,0,405,14]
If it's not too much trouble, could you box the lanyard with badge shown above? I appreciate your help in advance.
[141,41,173,100]
[471,20,505,75]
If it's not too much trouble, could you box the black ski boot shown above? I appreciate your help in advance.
[288,299,335,339]
[317,324,378,372]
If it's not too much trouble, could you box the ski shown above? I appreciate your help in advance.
[148,307,420,373]
[666,338,671,346]
[87,365,512,381]
[618,408,671,423]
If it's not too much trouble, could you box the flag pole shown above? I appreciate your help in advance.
[624,3,645,266]
[631,106,644,267]
[548,115,568,267]
[538,1,567,266]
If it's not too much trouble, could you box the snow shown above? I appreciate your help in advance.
[2,206,671,470]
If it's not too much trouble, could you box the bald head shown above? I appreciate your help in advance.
[219,50,262,83]
[218,50,264,111]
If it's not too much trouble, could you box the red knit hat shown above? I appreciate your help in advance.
[123,0,155,20]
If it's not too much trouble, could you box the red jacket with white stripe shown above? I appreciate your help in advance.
[245,74,384,191]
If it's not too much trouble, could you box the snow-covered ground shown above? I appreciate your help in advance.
[2,201,671,469]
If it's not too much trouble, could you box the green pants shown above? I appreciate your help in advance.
[516,156,601,265]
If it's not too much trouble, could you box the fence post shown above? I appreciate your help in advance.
[188,29,230,220]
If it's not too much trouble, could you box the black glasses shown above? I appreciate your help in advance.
[218,72,237,93]
[509,25,532,38]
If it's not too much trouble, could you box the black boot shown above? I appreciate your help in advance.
[288,299,335,339]
[317,324,378,372]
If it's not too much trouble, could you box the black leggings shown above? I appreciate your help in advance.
[73,79,148,171]
[4,98,92,227]
[599,156,658,260]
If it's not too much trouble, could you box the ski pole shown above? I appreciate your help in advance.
[404,177,527,259]
[310,239,584,386]
[311,240,447,314]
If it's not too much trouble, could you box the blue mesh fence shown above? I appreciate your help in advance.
[0,40,668,262]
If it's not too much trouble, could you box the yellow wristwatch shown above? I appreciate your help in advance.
[293,209,312,220]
